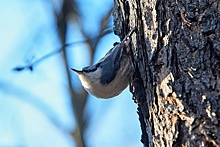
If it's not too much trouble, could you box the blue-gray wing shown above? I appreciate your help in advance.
[99,43,124,85]
[82,45,118,72]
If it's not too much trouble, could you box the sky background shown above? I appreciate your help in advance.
[0,1,141,147]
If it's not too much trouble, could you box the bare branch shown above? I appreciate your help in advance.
[12,29,113,72]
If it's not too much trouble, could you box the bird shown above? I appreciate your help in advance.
[71,28,136,98]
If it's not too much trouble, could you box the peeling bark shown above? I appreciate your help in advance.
[113,0,220,146]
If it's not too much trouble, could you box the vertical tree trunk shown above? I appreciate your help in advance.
[113,0,220,146]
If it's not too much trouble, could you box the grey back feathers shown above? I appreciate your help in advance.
[82,43,124,85]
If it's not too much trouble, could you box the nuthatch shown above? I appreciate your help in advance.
[71,28,135,98]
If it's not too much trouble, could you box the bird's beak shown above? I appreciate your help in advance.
[71,68,83,74]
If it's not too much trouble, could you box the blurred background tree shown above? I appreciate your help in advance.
[0,0,141,147]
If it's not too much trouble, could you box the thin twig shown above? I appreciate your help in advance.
[12,29,113,72]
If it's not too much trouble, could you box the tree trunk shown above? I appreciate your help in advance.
[113,0,220,146]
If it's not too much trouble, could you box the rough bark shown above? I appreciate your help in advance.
[113,0,220,146]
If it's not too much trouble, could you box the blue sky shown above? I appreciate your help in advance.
[0,1,141,147]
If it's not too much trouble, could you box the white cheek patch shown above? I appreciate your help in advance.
[78,68,102,92]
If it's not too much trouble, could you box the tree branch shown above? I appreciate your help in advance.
[12,29,113,72]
